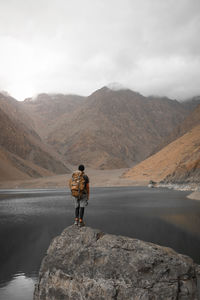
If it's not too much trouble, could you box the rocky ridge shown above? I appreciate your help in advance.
[151,103,200,156]
[123,124,200,185]
[0,146,54,181]
[34,226,200,300]
[123,103,200,186]
[0,93,70,180]
[181,96,200,112]
[1,88,199,180]
[46,87,188,169]
[23,93,85,138]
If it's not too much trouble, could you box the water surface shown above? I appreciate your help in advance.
[0,187,200,300]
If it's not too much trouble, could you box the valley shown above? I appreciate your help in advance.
[0,87,199,195]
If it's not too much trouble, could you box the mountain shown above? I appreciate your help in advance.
[0,147,30,181]
[45,87,188,169]
[0,146,54,181]
[0,93,70,180]
[23,93,85,138]
[1,87,196,180]
[181,96,200,112]
[151,103,200,156]
[172,103,200,135]
[123,122,200,184]
[161,106,200,184]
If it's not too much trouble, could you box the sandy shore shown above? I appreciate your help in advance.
[0,168,148,189]
[187,192,200,201]
[0,168,198,201]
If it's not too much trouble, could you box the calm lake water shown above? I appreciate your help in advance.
[0,187,200,300]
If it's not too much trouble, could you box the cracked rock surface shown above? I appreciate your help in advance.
[34,226,200,300]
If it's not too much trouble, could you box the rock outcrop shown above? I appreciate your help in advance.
[34,226,200,300]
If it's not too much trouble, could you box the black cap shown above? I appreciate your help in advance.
[78,164,85,171]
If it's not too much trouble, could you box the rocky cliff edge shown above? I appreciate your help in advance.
[34,226,200,300]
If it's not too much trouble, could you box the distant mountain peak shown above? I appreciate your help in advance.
[90,84,142,99]
[0,90,11,97]
[106,82,129,91]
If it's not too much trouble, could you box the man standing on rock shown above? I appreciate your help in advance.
[69,164,90,227]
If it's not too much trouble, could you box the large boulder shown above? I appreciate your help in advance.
[34,226,200,300]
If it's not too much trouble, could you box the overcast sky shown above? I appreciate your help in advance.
[0,0,200,100]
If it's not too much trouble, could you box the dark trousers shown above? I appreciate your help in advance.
[75,207,85,220]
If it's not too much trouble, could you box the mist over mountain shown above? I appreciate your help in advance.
[181,96,200,112]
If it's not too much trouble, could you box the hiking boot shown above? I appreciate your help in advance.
[78,219,85,227]
[74,218,79,226]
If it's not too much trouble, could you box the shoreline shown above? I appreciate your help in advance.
[0,171,199,200]
[0,169,148,190]
[157,183,200,201]
[187,191,200,201]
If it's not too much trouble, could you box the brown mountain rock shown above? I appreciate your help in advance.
[0,147,30,181]
[123,124,200,184]
[0,146,54,181]
[0,93,70,180]
[46,87,188,169]
[22,93,85,138]
[181,96,200,112]
[152,104,200,155]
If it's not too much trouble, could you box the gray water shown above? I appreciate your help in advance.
[0,187,200,300]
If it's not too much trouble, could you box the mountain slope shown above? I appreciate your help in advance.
[151,104,200,155]
[171,103,200,136]
[0,93,70,180]
[0,146,54,181]
[123,124,200,184]
[22,93,85,138]
[181,96,200,112]
[47,87,188,169]
[0,147,30,181]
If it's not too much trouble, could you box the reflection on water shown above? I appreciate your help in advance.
[0,187,200,300]
[0,273,36,300]
[161,213,200,236]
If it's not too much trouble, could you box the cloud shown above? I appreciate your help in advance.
[0,0,200,100]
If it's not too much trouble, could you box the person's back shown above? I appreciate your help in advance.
[69,164,89,227]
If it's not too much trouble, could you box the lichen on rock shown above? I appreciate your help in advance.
[34,226,200,300]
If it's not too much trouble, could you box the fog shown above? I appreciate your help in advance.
[0,0,200,100]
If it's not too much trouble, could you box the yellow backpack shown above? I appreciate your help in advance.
[69,171,86,198]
